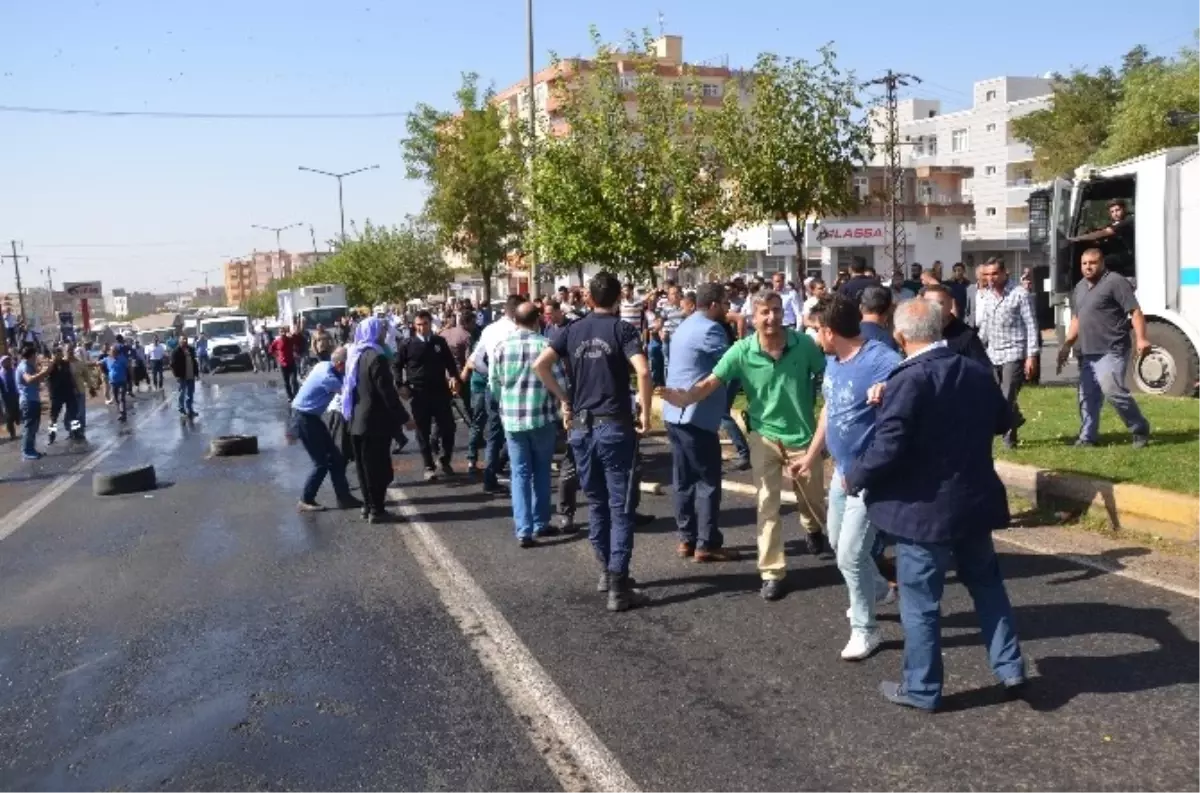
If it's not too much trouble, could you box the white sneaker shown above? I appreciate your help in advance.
[847,586,898,619]
[840,629,882,661]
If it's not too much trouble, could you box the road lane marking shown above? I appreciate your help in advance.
[0,398,172,543]
[389,486,640,793]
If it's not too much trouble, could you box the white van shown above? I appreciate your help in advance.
[198,315,253,372]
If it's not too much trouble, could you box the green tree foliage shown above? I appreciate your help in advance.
[1012,40,1199,178]
[531,29,732,287]
[402,73,527,307]
[710,46,872,257]
[239,220,449,317]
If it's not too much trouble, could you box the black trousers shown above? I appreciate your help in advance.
[352,433,393,514]
[281,365,299,400]
[411,389,456,469]
[557,427,579,516]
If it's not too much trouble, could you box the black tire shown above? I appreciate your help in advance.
[1127,321,1199,397]
[210,434,259,457]
[93,464,157,496]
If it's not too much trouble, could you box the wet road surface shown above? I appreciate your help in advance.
[0,373,1195,791]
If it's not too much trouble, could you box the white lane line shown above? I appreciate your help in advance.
[0,398,171,543]
[389,486,640,793]
[994,534,1199,600]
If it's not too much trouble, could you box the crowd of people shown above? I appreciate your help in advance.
[282,244,1150,711]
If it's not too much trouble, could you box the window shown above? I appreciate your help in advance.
[534,82,548,108]
[985,207,997,216]
[986,122,997,132]
[985,165,997,176]
[918,180,933,201]
[985,90,997,101]
[701,82,721,98]
[912,137,925,157]
[927,135,938,156]
[951,128,969,153]
[619,74,637,90]
[934,226,945,239]
[853,176,870,200]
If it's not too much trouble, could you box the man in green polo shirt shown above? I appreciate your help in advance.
[662,291,828,601]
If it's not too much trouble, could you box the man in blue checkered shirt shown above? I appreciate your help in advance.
[976,257,1039,448]
[490,301,569,547]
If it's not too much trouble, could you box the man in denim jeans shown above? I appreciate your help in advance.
[845,298,1025,711]
[535,272,653,612]
[1056,248,1151,448]
[14,344,50,461]
[792,295,900,661]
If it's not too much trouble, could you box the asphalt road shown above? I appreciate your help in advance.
[0,372,1194,791]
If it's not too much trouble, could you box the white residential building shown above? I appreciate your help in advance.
[871,76,1052,269]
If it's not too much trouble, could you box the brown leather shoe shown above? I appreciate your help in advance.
[677,542,695,558]
[694,547,740,563]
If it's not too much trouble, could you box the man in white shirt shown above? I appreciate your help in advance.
[147,335,167,390]
[771,272,803,329]
[470,295,520,494]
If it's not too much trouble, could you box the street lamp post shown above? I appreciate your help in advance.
[251,223,304,280]
[297,165,380,243]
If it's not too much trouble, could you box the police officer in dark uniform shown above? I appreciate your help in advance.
[534,272,654,612]
[1071,198,1135,279]
[394,309,461,481]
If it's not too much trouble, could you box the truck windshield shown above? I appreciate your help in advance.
[301,307,347,330]
[200,319,248,337]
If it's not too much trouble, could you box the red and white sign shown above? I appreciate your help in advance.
[813,222,910,248]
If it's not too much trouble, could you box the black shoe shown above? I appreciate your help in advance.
[1003,430,1018,449]
[368,510,394,525]
[1002,676,1029,701]
[554,513,576,533]
[538,525,562,538]
[1074,438,1096,448]
[483,484,509,497]
[761,579,785,601]
[1132,433,1150,449]
[337,496,364,510]
[805,531,831,557]
[518,536,537,548]
[633,512,655,527]
[597,571,638,592]
[440,461,455,477]
[606,572,648,612]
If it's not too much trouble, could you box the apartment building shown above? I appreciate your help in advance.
[107,288,158,320]
[223,258,256,306]
[870,76,1052,269]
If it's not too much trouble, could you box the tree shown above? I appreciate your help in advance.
[710,46,872,271]
[1098,45,1199,164]
[531,29,733,287]
[402,73,527,307]
[241,288,280,319]
[1010,67,1123,179]
[313,219,450,307]
[696,242,752,281]
[1011,40,1199,178]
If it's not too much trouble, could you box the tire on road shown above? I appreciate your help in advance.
[210,434,259,457]
[93,464,157,496]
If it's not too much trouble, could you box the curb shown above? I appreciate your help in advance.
[648,396,1197,543]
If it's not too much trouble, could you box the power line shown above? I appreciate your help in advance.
[0,105,408,119]
[865,70,921,280]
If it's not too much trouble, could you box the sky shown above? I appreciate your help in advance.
[0,0,1195,297]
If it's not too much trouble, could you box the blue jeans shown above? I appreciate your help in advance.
[177,378,195,415]
[895,533,1025,710]
[74,394,87,437]
[648,342,665,387]
[667,422,723,550]
[467,384,487,466]
[111,381,128,421]
[721,379,750,462]
[827,475,889,632]
[1078,350,1150,443]
[20,400,40,457]
[506,422,558,539]
[293,411,352,504]
[483,393,506,489]
[570,422,637,575]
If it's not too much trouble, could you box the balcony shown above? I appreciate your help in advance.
[852,194,974,221]
[1006,178,1035,204]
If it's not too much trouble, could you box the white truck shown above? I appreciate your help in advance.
[198,314,254,372]
[276,284,349,332]
[1029,145,1199,397]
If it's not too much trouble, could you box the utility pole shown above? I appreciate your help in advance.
[866,70,921,281]
[525,0,543,294]
[2,241,29,322]
[43,265,54,293]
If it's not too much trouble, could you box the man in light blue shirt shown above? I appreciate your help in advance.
[290,345,362,513]
[661,283,739,562]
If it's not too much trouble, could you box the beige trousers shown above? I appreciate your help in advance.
[748,431,826,581]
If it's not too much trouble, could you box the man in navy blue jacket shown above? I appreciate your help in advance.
[845,297,1026,711]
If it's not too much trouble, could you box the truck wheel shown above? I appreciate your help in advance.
[93,464,157,496]
[1127,322,1199,397]
[211,434,259,457]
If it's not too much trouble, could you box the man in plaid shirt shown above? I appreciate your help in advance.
[976,257,1039,448]
[490,301,569,547]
